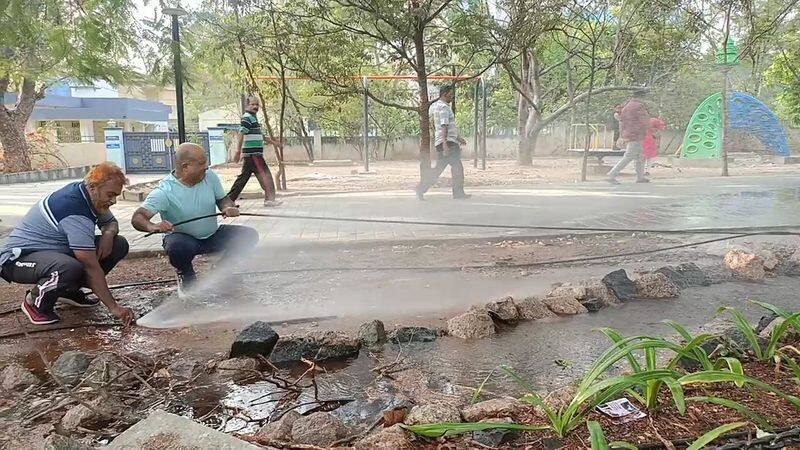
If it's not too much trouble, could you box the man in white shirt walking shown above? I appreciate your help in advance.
[416,85,469,200]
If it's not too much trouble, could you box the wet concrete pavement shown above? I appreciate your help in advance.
[2,174,799,251]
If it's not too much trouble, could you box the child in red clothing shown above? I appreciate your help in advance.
[642,117,665,173]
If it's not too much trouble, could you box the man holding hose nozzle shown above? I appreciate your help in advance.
[0,162,135,326]
[131,143,259,298]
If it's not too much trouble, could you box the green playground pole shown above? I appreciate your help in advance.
[717,38,737,176]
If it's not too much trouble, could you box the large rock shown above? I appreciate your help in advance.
[634,273,680,299]
[655,263,711,288]
[1,363,38,391]
[461,398,529,422]
[255,410,300,441]
[602,269,636,301]
[448,311,496,339]
[389,326,439,343]
[758,317,800,342]
[355,424,415,450]
[516,297,557,321]
[290,412,349,447]
[543,294,588,316]
[758,249,780,271]
[108,411,259,449]
[61,404,95,431]
[404,403,462,425]
[483,297,520,323]
[358,320,387,347]
[230,321,280,359]
[271,330,360,363]
[724,250,766,281]
[53,351,92,386]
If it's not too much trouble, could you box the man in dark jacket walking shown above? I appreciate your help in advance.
[608,91,651,184]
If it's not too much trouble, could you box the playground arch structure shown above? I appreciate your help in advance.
[680,91,791,160]
[255,74,493,172]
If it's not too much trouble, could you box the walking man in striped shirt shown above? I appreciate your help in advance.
[228,96,281,207]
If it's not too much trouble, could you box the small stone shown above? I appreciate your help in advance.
[355,424,415,450]
[358,320,387,347]
[602,269,636,301]
[83,354,138,390]
[216,357,260,382]
[1,363,38,391]
[42,434,94,450]
[271,331,361,363]
[53,351,92,386]
[758,249,780,271]
[580,298,603,312]
[516,297,556,321]
[724,250,766,281]
[255,411,300,441]
[291,412,349,447]
[484,297,520,323]
[655,263,711,288]
[461,398,529,422]
[758,317,800,341]
[756,313,780,335]
[230,321,280,359]
[472,417,516,447]
[634,273,680,299]
[61,404,95,431]
[543,294,588,315]
[404,404,462,425]
[389,327,439,343]
[580,280,620,306]
[447,311,496,339]
[165,358,202,380]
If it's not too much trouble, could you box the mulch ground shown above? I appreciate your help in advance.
[488,360,800,449]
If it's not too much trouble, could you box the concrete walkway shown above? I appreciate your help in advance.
[1,173,799,252]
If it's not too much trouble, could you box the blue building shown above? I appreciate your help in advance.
[2,81,172,143]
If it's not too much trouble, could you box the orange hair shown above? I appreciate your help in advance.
[84,162,128,187]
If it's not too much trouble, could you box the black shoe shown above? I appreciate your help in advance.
[453,193,471,199]
[415,187,425,200]
[60,289,99,308]
[636,178,651,183]
[21,292,60,325]
[607,178,621,185]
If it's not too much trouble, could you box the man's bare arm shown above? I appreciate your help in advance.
[216,196,240,217]
[131,207,172,234]
[73,250,134,325]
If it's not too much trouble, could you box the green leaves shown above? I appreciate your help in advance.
[685,422,747,450]
[716,306,764,360]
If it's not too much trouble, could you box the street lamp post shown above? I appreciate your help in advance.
[164,6,188,145]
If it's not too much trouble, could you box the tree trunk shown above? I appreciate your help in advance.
[0,77,39,173]
[414,26,431,178]
[0,118,31,173]
[517,51,532,166]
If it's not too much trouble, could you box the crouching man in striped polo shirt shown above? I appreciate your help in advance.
[0,163,135,326]
[227,96,281,207]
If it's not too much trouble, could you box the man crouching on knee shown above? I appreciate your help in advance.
[0,163,135,326]
[131,143,259,298]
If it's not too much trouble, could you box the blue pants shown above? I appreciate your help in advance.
[163,225,259,277]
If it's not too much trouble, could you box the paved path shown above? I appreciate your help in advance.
[1,174,799,251]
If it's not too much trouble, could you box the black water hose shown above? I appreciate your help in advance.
[143,211,800,238]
